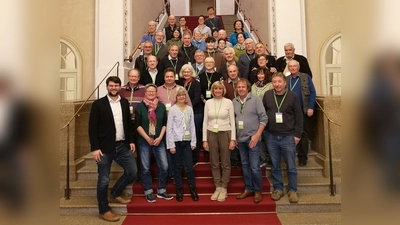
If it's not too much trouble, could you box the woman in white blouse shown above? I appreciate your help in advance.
[202,81,236,202]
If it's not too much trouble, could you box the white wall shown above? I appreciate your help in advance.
[274,0,307,57]
[216,0,234,15]
[170,0,190,16]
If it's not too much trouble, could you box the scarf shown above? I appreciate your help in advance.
[143,97,159,130]
[255,80,266,87]
[184,77,194,87]
[235,43,246,51]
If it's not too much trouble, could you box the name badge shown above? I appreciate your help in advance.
[129,106,133,114]
[166,103,171,111]
[184,130,191,140]
[212,124,219,133]
[206,90,212,98]
[238,120,244,130]
[175,73,179,80]
[275,112,283,123]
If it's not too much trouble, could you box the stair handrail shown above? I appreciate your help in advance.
[60,61,120,200]
[234,0,271,55]
[124,0,171,63]
[315,100,341,196]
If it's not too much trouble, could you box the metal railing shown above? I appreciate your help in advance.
[315,100,341,196]
[124,0,170,63]
[60,61,120,200]
[234,0,271,55]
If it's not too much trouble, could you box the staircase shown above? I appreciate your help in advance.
[177,15,237,35]
[60,147,341,223]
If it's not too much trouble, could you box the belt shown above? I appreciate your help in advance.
[115,140,124,146]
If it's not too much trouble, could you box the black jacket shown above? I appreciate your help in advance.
[276,54,313,78]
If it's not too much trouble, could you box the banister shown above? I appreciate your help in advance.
[124,0,171,63]
[234,0,271,55]
[60,61,120,200]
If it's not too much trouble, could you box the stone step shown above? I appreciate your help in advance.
[275,193,341,213]
[277,212,341,225]
[264,160,324,177]
[267,176,341,194]
[60,192,341,216]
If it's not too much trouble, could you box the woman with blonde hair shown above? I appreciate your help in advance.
[202,81,236,202]
[166,86,198,202]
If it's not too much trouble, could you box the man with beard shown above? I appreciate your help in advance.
[88,76,138,222]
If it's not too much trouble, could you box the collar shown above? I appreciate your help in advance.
[162,83,177,90]
[226,61,236,67]
[148,68,158,73]
[228,77,240,83]
[290,73,300,79]
[107,94,121,102]
[196,63,204,68]
[236,92,251,103]
[168,55,177,60]
[183,44,192,47]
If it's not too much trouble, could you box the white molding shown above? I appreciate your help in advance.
[320,33,341,95]
[60,39,82,100]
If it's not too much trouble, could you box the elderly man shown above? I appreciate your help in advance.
[216,29,233,48]
[238,38,256,75]
[163,15,180,43]
[158,44,185,80]
[286,60,316,166]
[248,43,277,76]
[140,55,165,87]
[141,21,157,45]
[180,32,198,64]
[152,31,169,61]
[276,43,312,78]
[135,41,153,75]
[218,47,246,80]
[192,50,206,77]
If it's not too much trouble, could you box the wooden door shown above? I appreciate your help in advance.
[190,0,215,16]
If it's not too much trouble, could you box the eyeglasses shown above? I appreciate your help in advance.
[146,90,156,93]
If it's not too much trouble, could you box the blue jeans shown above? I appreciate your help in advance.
[171,141,196,189]
[97,143,137,214]
[238,138,262,192]
[264,131,298,192]
[140,140,168,195]
[192,113,203,164]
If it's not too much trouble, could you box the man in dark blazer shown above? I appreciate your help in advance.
[88,76,138,222]
[276,43,313,78]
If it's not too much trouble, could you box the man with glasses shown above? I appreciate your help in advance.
[135,41,153,75]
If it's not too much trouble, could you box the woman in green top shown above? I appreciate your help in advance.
[233,32,246,59]
[166,28,183,48]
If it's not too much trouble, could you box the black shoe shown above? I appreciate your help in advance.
[190,187,199,201]
[157,192,173,200]
[204,151,209,157]
[176,188,183,202]
[145,193,156,203]
[299,159,307,167]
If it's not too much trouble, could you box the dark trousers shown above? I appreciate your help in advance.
[298,113,310,161]
[172,141,196,189]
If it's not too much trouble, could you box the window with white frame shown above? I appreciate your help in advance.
[321,33,341,95]
[60,39,81,101]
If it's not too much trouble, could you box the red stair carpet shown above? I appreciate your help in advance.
[122,151,282,224]
[180,15,225,32]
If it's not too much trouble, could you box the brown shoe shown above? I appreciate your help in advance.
[99,210,119,222]
[236,189,254,199]
[108,196,132,204]
[254,191,263,204]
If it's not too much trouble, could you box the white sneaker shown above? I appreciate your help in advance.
[211,187,222,201]
[217,188,228,202]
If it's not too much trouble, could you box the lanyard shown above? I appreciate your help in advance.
[155,44,161,55]
[209,18,215,27]
[207,51,215,58]
[169,58,178,71]
[143,57,148,71]
[205,72,214,89]
[185,82,192,92]
[245,52,254,61]
[182,106,189,128]
[232,82,237,98]
[289,77,300,91]
[273,89,288,113]
[239,97,247,115]
[214,98,223,122]
[129,86,135,102]
[166,88,172,103]
[183,46,190,60]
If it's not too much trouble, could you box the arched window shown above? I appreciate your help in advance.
[321,33,341,95]
[60,39,82,100]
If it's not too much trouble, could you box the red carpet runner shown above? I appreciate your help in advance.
[122,151,281,225]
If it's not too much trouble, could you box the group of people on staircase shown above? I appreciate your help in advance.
[88,6,316,222]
